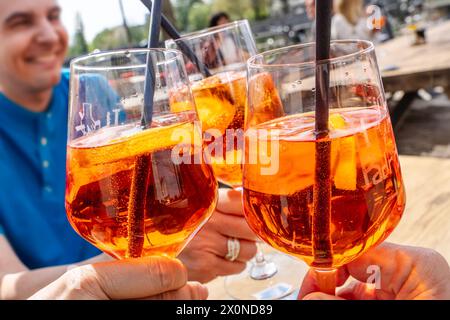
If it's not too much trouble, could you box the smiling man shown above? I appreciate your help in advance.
[0,0,256,300]
[0,0,67,112]
[0,0,104,298]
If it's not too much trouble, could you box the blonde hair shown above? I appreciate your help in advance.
[334,0,364,25]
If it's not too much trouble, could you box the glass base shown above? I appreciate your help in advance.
[249,259,278,280]
[224,251,309,300]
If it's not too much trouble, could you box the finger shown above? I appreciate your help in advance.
[336,266,351,286]
[211,210,257,241]
[302,292,344,300]
[297,267,349,299]
[216,188,243,215]
[212,256,247,277]
[217,236,257,263]
[146,282,209,300]
[297,269,319,299]
[86,256,188,299]
[337,281,378,300]
[190,229,256,262]
[345,242,416,293]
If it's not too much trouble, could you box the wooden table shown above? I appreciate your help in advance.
[387,155,450,258]
[378,20,450,95]
[205,155,450,299]
[377,20,450,124]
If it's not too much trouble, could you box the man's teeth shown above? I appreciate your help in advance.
[33,55,57,63]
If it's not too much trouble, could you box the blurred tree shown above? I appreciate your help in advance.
[187,2,211,31]
[251,0,270,20]
[163,0,177,25]
[90,25,146,51]
[161,0,178,39]
[210,0,270,22]
[172,0,271,32]
[173,0,204,31]
[118,0,132,45]
[210,0,250,20]
[141,0,178,41]
[69,12,89,56]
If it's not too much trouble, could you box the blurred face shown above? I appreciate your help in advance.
[305,0,316,20]
[0,0,68,94]
[217,16,230,26]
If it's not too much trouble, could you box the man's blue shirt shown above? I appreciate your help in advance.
[0,72,100,268]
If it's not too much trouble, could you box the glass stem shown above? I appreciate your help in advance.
[249,242,278,280]
[254,242,266,264]
[313,268,337,295]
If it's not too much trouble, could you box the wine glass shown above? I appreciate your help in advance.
[244,40,406,294]
[65,48,217,259]
[166,20,305,300]
[165,20,254,189]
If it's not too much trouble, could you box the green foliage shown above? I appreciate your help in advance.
[68,0,272,55]
[210,0,270,22]
[251,0,271,20]
[187,2,211,31]
[90,25,147,51]
[69,32,88,57]
[175,0,205,31]
[68,12,89,56]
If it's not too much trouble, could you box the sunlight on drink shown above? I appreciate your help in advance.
[192,71,247,188]
[243,106,406,268]
[66,111,217,259]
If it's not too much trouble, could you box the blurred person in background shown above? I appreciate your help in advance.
[202,12,245,70]
[331,0,382,43]
[305,0,316,41]
[209,12,231,28]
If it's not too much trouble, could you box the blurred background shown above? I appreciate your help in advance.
[61,0,449,57]
[60,0,450,159]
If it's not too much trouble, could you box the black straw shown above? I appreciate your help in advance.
[127,0,163,260]
[140,0,211,77]
[315,0,332,136]
[141,0,162,128]
[312,0,333,268]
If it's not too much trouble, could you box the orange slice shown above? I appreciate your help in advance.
[194,96,235,134]
[329,113,357,190]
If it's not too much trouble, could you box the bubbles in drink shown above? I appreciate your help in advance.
[243,106,405,268]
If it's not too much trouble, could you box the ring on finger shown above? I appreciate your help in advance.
[225,238,240,262]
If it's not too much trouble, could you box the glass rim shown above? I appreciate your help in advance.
[70,48,183,71]
[167,19,251,43]
[247,40,375,70]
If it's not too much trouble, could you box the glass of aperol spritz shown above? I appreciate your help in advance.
[244,40,406,294]
[65,49,217,259]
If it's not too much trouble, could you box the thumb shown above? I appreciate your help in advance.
[79,256,188,299]
[302,292,344,300]
[147,281,209,300]
[298,268,349,299]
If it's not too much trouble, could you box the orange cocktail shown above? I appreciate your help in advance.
[191,71,246,188]
[243,106,405,268]
[66,112,217,259]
